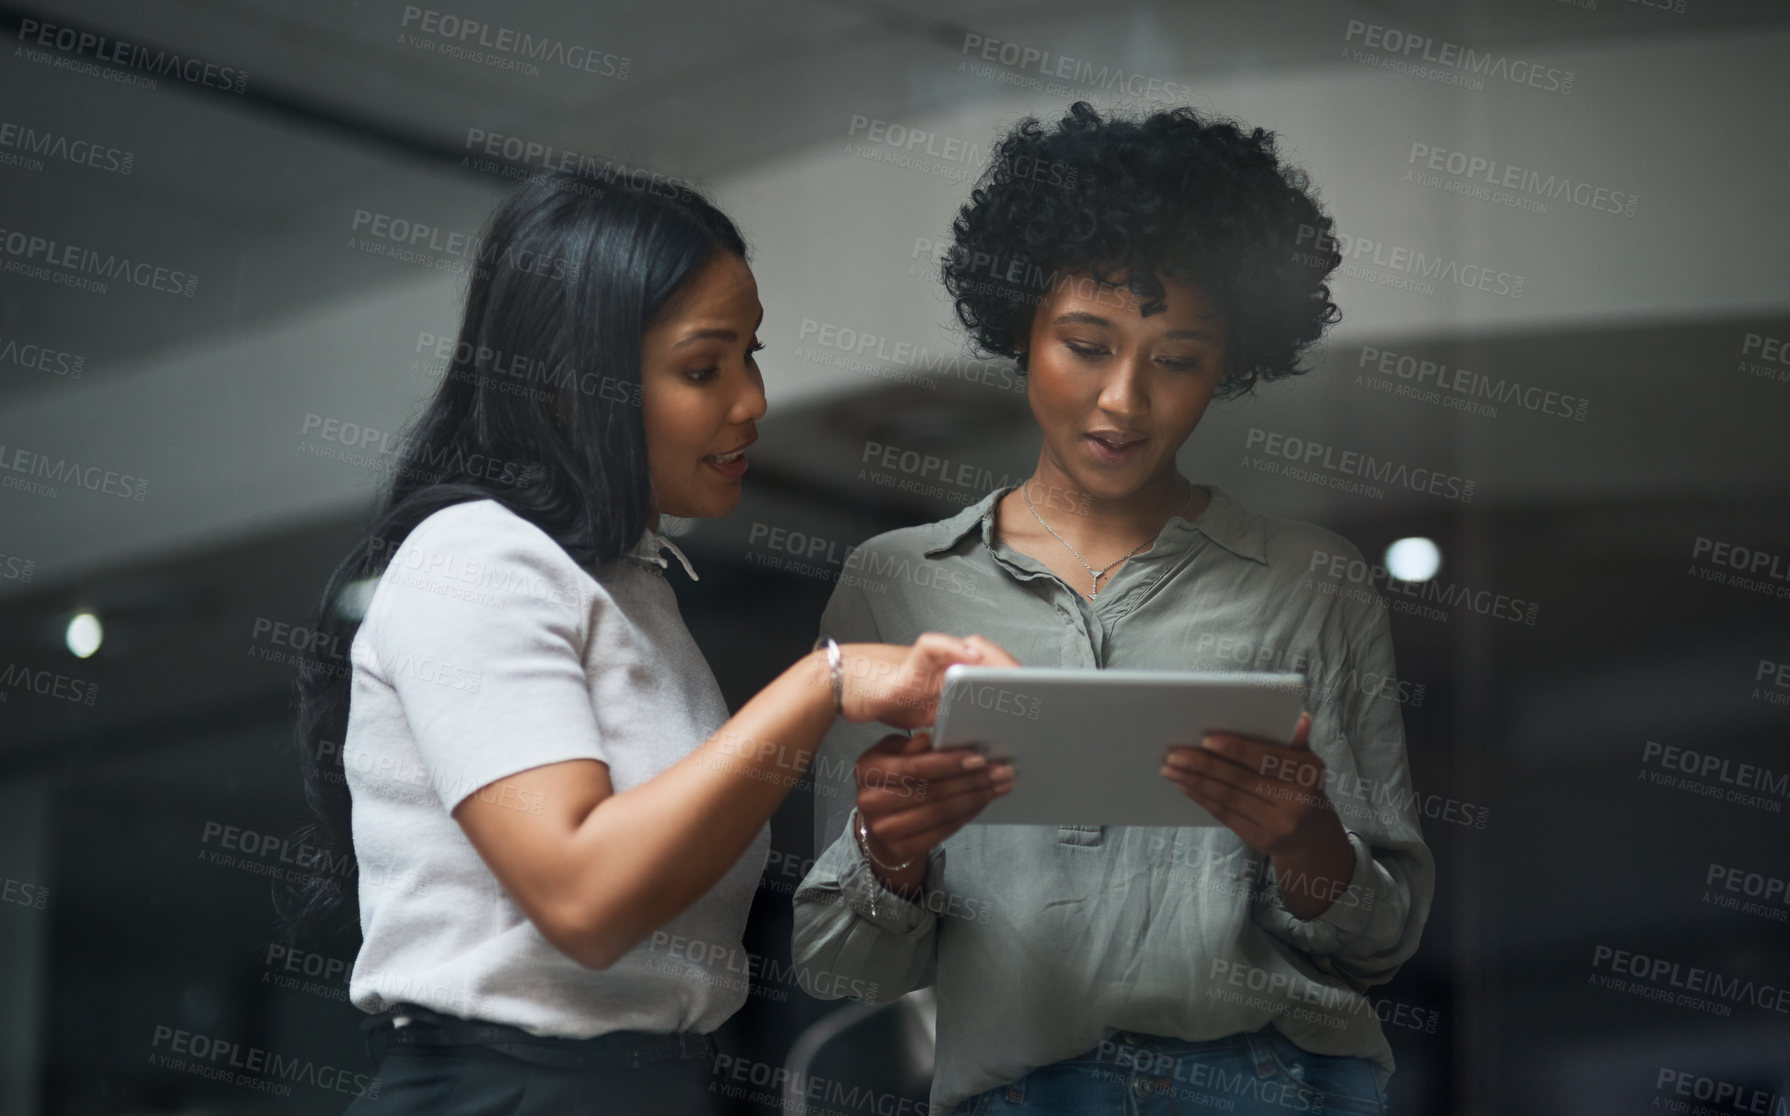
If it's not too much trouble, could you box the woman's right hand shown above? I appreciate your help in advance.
[835,633,1018,730]
[852,730,1014,891]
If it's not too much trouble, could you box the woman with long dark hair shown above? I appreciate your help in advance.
[284,169,1017,1114]
[793,103,1434,1115]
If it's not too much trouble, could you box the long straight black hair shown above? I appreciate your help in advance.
[278,170,748,938]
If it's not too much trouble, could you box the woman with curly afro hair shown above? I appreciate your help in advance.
[792,102,1433,1116]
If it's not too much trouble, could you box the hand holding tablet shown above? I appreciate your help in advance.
[846,639,1021,895]
[1161,707,1360,918]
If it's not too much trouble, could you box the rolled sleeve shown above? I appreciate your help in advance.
[792,820,940,1003]
[359,503,606,810]
[790,579,941,1002]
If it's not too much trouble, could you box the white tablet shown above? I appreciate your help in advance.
[930,667,1308,827]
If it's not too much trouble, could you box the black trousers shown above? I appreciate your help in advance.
[344,1007,723,1116]
[343,1045,722,1115]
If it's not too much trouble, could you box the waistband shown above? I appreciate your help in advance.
[362,1003,717,1072]
[1084,1029,1256,1064]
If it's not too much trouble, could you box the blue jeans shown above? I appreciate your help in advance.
[952,1027,1387,1116]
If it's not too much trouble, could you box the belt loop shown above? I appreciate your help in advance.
[360,1007,399,1071]
[1244,1026,1277,1079]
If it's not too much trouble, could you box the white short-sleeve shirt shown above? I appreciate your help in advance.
[343,498,770,1037]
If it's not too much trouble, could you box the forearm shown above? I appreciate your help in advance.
[1251,625,1434,978]
[561,650,835,965]
[1253,829,1432,985]
[1268,810,1358,920]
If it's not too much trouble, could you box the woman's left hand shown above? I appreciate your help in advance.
[1160,712,1357,917]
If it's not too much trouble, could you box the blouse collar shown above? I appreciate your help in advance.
[918,483,1268,566]
[628,523,700,581]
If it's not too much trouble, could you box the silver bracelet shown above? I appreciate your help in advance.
[811,635,844,716]
[852,805,916,873]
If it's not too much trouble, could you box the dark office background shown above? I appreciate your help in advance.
[2,1,1788,1113]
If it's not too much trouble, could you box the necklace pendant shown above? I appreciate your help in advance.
[1090,575,1100,597]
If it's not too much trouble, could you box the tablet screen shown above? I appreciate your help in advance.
[932,667,1307,826]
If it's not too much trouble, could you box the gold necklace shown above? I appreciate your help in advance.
[1021,480,1194,598]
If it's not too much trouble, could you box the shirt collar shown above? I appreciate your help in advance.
[918,483,1268,565]
[628,523,700,580]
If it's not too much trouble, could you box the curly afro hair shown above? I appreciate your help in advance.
[942,101,1343,399]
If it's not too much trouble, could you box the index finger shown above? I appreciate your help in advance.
[1189,726,1312,777]
[883,743,995,780]
[1188,711,1311,755]
[910,632,985,671]
[1287,711,1312,749]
